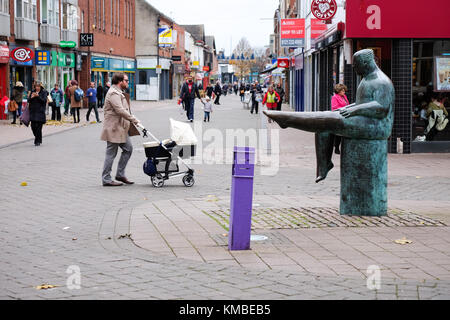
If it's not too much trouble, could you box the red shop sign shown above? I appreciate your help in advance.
[277,58,290,68]
[10,47,34,63]
[203,66,210,72]
[0,45,9,64]
[311,0,337,21]
[345,0,450,38]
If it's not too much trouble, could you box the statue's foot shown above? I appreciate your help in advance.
[263,110,288,129]
[315,162,334,183]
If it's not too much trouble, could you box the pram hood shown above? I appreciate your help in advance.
[170,118,198,146]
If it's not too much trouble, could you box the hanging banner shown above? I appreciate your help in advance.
[280,19,305,48]
[0,45,9,64]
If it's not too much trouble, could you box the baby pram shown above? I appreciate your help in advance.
[139,119,197,188]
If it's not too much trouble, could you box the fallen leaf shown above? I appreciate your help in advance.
[20,182,27,186]
[394,237,412,245]
[35,284,60,290]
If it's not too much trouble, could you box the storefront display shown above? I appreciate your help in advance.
[435,56,450,92]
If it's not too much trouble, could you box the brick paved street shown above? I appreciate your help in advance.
[0,94,449,300]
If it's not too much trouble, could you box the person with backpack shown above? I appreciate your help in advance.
[69,80,83,123]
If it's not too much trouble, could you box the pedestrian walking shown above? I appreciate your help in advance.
[101,73,141,187]
[205,82,215,99]
[86,82,101,123]
[104,81,111,101]
[50,83,64,121]
[214,81,222,105]
[201,97,213,122]
[331,83,349,154]
[97,82,104,108]
[63,82,71,116]
[180,75,201,122]
[275,83,285,111]
[262,85,281,123]
[10,81,25,124]
[222,83,228,96]
[250,84,262,114]
[68,80,83,123]
[239,83,245,101]
[28,80,48,146]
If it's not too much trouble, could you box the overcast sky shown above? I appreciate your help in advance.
[147,0,278,55]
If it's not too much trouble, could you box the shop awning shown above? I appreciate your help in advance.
[259,63,278,75]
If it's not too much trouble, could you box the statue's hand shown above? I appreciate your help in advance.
[339,105,359,118]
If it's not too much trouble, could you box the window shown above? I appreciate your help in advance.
[93,0,96,28]
[16,0,37,20]
[62,3,78,31]
[40,0,59,26]
[130,2,132,39]
[125,1,127,38]
[0,0,9,14]
[117,0,120,36]
[81,10,84,33]
[110,0,113,33]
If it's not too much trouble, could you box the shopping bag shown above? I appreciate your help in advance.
[20,105,30,127]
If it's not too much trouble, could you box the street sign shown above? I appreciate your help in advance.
[311,0,337,21]
[80,33,94,47]
[60,41,76,48]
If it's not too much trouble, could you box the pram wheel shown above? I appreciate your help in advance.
[151,174,164,188]
[182,174,195,187]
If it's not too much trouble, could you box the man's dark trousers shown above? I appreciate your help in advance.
[87,102,100,121]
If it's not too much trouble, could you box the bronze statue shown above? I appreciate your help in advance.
[264,49,395,216]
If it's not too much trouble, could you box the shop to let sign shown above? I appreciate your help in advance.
[0,45,9,64]
[280,19,305,48]
[311,19,328,39]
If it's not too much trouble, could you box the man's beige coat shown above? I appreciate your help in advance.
[100,85,138,144]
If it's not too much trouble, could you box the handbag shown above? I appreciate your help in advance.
[19,105,30,127]
[128,122,140,136]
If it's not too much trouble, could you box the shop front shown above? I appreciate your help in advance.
[91,56,136,99]
[52,51,75,91]
[35,50,56,90]
[345,0,450,153]
[9,46,34,93]
[0,43,9,120]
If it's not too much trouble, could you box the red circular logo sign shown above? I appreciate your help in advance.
[311,0,337,21]
[10,47,34,62]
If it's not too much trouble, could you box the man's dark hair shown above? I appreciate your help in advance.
[112,73,125,85]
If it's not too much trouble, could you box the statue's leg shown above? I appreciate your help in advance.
[315,132,334,183]
[263,110,343,132]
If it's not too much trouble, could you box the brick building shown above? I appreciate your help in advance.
[1,0,80,119]
[77,0,136,99]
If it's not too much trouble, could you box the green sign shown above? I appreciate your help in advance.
[60,41,76,48]
[51,51,75,68]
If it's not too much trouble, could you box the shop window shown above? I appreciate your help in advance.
[412,40,450,142]
[139,71,147,85]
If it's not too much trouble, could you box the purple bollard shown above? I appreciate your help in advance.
[228,146,255,251]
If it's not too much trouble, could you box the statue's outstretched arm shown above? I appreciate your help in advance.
[339,88,390,119]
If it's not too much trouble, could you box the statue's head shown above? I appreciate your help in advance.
[353,49,377,76]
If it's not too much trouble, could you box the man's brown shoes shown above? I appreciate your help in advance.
[115,176,135,185]
[103,181,123,187]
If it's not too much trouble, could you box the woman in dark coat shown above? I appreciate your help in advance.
[28,80,48,146]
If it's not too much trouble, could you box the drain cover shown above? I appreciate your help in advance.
[250,234,268,241]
